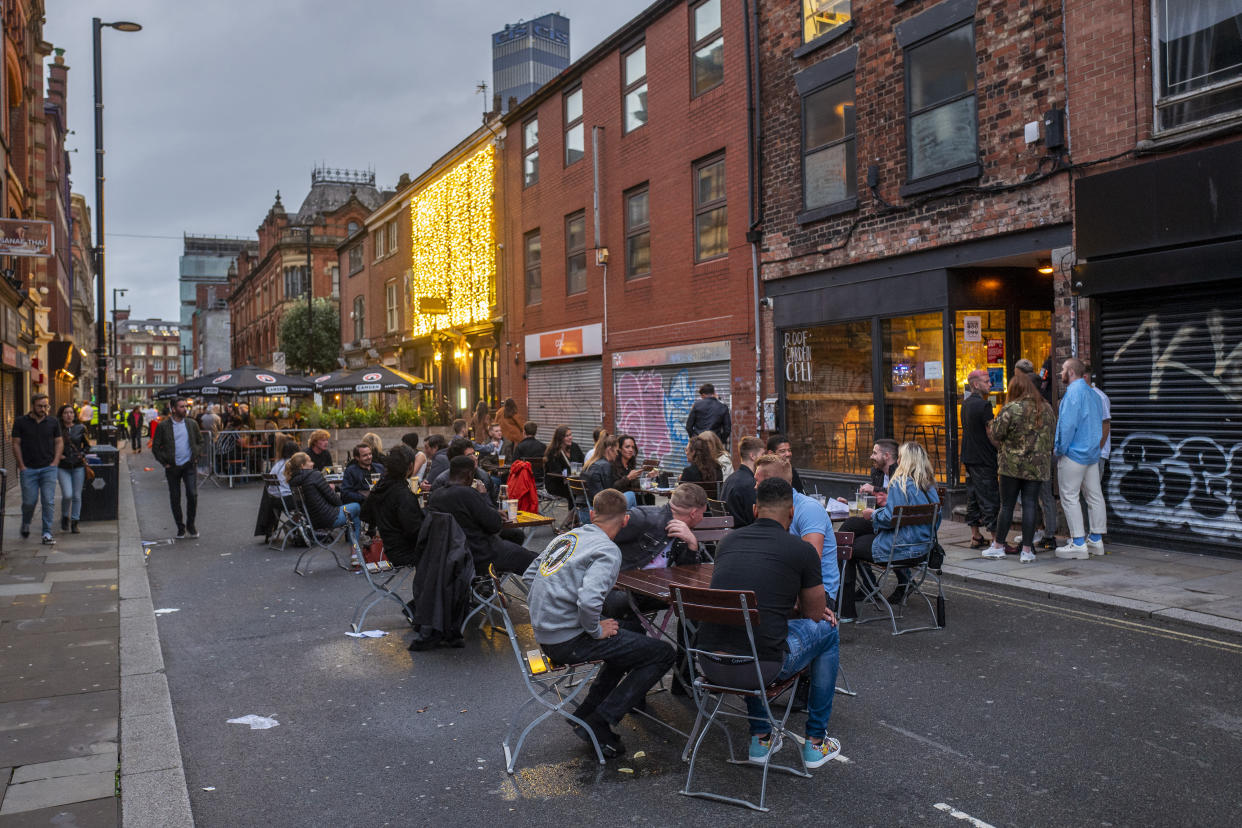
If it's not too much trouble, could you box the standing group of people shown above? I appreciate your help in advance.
[10,394,95,543]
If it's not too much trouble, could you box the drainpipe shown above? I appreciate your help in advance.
[743,0,764,435]
[593,125,608,344]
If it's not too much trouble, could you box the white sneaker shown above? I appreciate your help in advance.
[1032,529,1045,545]
[1019,549,1036,564]
[1054,541,1089,559]
[981,545,1007,559]
[1086,536,1106,555]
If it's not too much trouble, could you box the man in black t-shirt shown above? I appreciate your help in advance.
[425,456,536,575]
[11,393,63,543]
[696,478,842,769]
[961,369,999,548]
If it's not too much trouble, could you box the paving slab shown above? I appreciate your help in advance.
[0,771,116,815]
[0,796,118,827]
[0,691,119,767]
[11,750,117,783]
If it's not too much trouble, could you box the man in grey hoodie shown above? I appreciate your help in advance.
[523,489,676,758]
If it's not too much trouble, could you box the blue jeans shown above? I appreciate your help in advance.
[20,466,59,535]
[745,618,839,740]
[58,466,86,521]
[332,501,362,538]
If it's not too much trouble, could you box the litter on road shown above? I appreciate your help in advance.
[227,714,280,730]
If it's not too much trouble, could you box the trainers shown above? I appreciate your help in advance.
[41,533,56,545]
[187,526,200,538]
[1032,529,1045,545]
[981,545,1008,559]
[1019,549,1036,564]
[748,732,783,765]
[20,523,30,538]
[576,712,624,759]
[802,736,841,769]
[1054,540,1089,559]
[1086,536,1105,555]
[1039,537,1057,551]
[175,528,186,540]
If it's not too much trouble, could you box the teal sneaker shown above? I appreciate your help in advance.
[802,736,841,768]
[748,732,782,765]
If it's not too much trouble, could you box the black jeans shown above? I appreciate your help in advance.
[486,538,538,576]
[165,461,198,531]
[541,629,676,726]
[964,463,1000,535]
[997,475,1042,549]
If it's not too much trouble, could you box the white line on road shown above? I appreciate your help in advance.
[934,802,996,828]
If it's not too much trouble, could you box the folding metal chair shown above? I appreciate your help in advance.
[832,531,857,697]
[691,515,734,562]
[349,546,416,633]
[261,474,298,551]
[492,570,606,773]
[706,497,729,517]
[290,485,351,576]
[565,477,590,531]
[461,568,528,637]
[671,584,811,813]
[854,502,944,635]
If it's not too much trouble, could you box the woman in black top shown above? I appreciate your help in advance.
[542,424,584,500]
[360,445,424,566]
[583,435,624,502]
[286,452,360,541]
[56,405,90,533]
[680,435,722,494]
[612,433,655,505]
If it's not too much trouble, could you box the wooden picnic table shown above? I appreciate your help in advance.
[614,563,715,603]
[503,510,554,531]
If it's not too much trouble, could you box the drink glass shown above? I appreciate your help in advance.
[865,495,876,511]
[855,489,866,512]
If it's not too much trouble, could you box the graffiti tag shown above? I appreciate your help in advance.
[1113,310,1242,402]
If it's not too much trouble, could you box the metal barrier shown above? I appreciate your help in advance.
[204,428,321,488]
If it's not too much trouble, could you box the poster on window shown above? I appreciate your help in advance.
[963,315,981,342]
[986,338,1004,363]
[0,219,53,258]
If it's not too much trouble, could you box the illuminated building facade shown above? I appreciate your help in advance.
[339,127,501,417]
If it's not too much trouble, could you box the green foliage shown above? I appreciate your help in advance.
[278,298,341,374]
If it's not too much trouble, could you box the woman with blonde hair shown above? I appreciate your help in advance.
[695,429,734,481]
[361,432,386,467]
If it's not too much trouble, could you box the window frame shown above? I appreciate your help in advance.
[801,0,853,48]
[624,184,651,279]
[388,218,399,254]
[800,73,858,218]
[565,210,588,295]
[901,19,980,193]
[690,0,725,97]
[693,154,728,263]
[373,225,385,261]
[353,295,366,342]
[385,279,399,333]
[524,229,542,306]
[1151,1,1242,135]
[348,244,364,275]
[564,87,584,167]
[623,42,648,134]
[523,117,539,186]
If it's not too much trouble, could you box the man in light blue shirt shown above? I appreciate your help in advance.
[755,454,839,608]
[1053,358,1106,559]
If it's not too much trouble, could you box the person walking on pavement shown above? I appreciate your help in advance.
[1053,358,1106,559]
[961,369,1000,549]
[56,404,90,534]
[684,382,731,445]
[12,393,62,543]
[127,405,144,453]
[152,397,204,539]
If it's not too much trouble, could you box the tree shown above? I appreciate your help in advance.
[278,297,340,374]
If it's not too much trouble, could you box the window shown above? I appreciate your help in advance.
[353,296,365,342]
[151,344,163,356]
[348,244,364,274]
[132,358,145,372]
[565,211,587,294]
[168,346,178,357]
[153,374,163,386]
[624,44,648,132]
[153,359,164,371]
[385,280,399,332]
[625,186,651,278]
[691,0,724,96]
[1154,1,1242,132]
[564,88,584,165]
[803,76,857,210]
[331,265,340,298]
[882,312,947,479]
[388,219,399,254]
[132,344,146,356]
[347,220,359,235]
[803,0,851,44]
[905,22,978,182]
[523,118,539,186]
[283,265,307,297]
[693,155,728,261]
[524,230,541,305]
[374,225,385,260]
[782,322,873,475]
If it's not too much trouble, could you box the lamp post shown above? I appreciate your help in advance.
[92,17,142,442]
[111,287,126,404]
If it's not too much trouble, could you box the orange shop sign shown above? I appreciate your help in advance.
[525,323,603,363]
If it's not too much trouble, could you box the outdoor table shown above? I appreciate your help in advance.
[615,563,715,603]
[502,510,554,531]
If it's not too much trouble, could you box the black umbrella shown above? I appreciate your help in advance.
[310,370,350,392]
[206,368,315,397]
[154,369,232,400]
[320,366,432,394]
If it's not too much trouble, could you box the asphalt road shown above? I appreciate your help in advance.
[131,465,1242,827]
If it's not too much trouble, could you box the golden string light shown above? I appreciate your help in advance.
[409,143,496,338]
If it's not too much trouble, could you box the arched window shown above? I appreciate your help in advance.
[353,295,365,342]
[347,221,360,235]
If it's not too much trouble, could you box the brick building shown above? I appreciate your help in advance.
[114,311,181,405]
[1066,0,1242,555]
[499,0,757,465]
[229,168,383,371]
[756,0,1072,492]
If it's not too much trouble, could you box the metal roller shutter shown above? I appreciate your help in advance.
[526,360,602,452]
[1099,284,1242,555]
[613,360,732,470]
[1,373,14,489]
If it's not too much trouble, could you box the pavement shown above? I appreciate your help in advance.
[0,452,191,827]
[3,458,1242,824]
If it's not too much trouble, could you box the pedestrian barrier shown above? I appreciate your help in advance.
[204,428,320,488]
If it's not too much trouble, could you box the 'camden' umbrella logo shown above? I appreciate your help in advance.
[315,375,332,383]
[256,374,276,383]
[362,373,382,382]
[212,374,231,384]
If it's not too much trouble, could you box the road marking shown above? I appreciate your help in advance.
[943,583,1242,654]
[934,802,996,828]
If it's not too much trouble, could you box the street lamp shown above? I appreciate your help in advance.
[93,17,141,442]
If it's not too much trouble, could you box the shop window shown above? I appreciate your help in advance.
[693,155,727,261]
[782,321,873,475]
[625,185,651,278]
[691,0,724,96]
[566,211,587,295]
[564,87,584,166]
[905,21,978,184]
[953,309,1005,479]
[524,230,541,305]
[523,117,539,186]
[624,43,648,133]
[803,0,852,45]
[802,76,856,211]
[1154,1,1242,133]
[882,312,947,480]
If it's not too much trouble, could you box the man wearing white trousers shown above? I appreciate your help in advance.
[1053,358,1106,559]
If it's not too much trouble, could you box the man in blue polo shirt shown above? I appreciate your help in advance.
[754,453,838,609]
[1054,358,1106,559]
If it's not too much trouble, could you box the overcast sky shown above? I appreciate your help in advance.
[43,0,652,322]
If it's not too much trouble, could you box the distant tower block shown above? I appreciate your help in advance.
[492,13,570,113]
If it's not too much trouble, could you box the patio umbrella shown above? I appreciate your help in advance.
[310,370,350,392]
[320,366,433,394]
[154,369,232,400]
[206,368,315,397]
